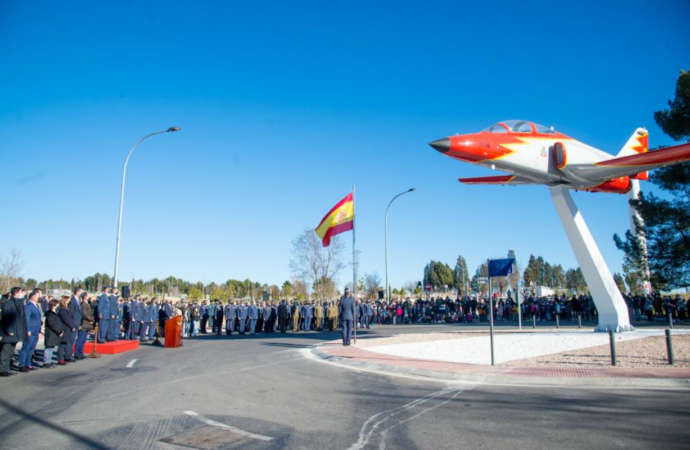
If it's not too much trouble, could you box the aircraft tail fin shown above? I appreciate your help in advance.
[616,128,649,180]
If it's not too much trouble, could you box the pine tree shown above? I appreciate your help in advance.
[614,69,690,289]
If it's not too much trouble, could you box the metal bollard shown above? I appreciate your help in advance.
[609,330,617,366]
[532,315,536,329]
[556,314,560,329]
[668,312,673,329]
[578,314,582,329]
[665,329,675,365]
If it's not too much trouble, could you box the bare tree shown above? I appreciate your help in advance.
[0,248,23,294]
[364,272,382,300]
[291,278,308,300]
[403,280,417,295]
[290,228,345,300]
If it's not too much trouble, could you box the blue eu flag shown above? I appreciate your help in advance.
[488,258,515,277]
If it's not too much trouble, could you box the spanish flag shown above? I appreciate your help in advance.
[315,192,354,247]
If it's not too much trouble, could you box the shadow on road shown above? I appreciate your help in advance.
[0,397,114,450]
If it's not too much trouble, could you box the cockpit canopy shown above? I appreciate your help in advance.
[481,120,555,134]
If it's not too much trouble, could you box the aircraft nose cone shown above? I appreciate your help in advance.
[429,138,451,153]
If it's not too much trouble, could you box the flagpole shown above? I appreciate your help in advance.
[352,184,357,345]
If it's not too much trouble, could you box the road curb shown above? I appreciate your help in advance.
[311,348,690,389]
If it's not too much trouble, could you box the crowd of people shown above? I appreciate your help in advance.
[1,283,688,377]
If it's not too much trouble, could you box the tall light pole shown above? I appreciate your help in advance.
[385,188,415,304]
[113,127,181,288]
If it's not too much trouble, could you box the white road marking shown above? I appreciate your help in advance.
[345,386,473,450]
[126,359,137,368]
[184,411,273,441]
[376,389,467,450]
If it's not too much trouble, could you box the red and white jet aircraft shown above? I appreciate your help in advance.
[429,120,690,194]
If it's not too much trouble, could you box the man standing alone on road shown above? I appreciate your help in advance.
[339,288,356,346]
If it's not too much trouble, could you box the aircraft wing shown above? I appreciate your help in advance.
[565,142,690,182]
[458,175,540,185]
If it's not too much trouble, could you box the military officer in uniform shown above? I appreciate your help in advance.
[303,302,314,331]
[248,302,259,334]
[106,288,118,341]
[290,301,300,332]
[314,301,324,331]
[327,301,338,331]
[237,302,248,334]
[123,298,133,340]
[225,301,237,335]
[262,302,272,333]
[339,288,356,345]
[139,300,150,342]
[147,299,158,340]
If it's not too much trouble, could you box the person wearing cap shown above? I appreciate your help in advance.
[96,287,112,343]
[339,287,356,346]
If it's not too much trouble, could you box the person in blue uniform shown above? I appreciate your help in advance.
[338,288,356,346]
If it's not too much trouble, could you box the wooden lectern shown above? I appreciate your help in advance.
[164,316,182,348]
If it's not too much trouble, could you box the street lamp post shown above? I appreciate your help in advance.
[113,127,181,288]
[385,188,415,304]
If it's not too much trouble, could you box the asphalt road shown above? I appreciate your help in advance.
[0,324,688,450]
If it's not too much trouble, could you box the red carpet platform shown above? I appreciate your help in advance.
[83,340,140,355]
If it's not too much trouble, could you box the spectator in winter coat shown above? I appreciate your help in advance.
[43,300,63,368]
[57,296,77,365]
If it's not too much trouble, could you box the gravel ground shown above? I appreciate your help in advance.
[357,331,486,348]
[362,330,690,367]
[502,334,690,368]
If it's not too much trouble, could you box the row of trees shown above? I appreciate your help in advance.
[423,251,592,296]
[1,249,304,302]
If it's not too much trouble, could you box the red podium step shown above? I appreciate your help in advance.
[84,340,140,355]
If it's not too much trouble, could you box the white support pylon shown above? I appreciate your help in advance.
[550,186,634,332]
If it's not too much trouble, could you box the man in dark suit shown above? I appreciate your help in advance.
[1,287,27,376]
[68,288,84,360]
[278,300,288,333]
[97,287,112,343]
[214,302,224,335]
[339,288,356,346]
[19,290,43,371]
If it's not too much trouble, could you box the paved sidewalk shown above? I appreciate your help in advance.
[313,338,690,388]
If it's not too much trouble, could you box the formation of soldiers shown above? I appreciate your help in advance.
[182,298,377,336]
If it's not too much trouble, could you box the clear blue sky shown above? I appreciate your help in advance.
[1,0,689,290]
